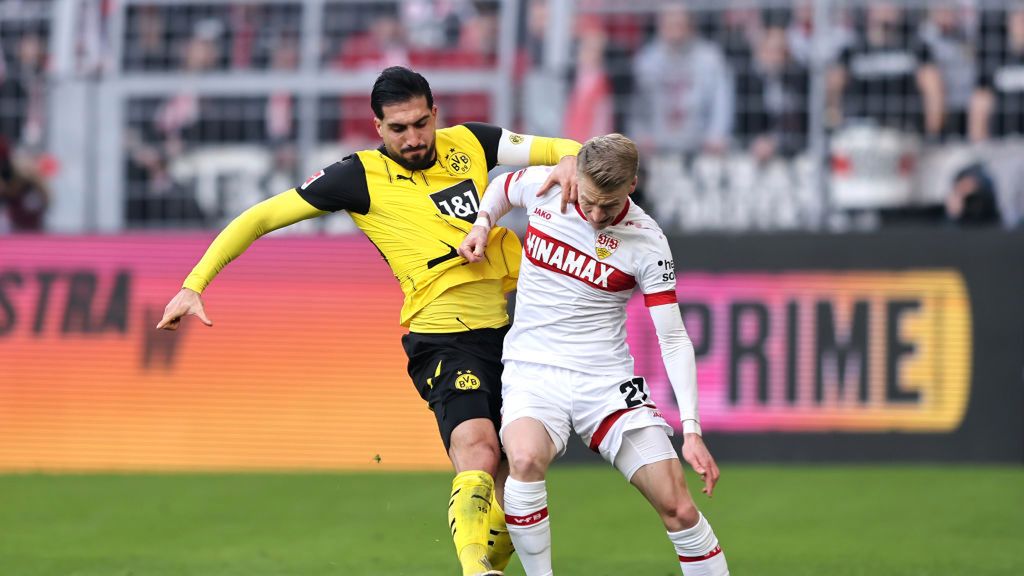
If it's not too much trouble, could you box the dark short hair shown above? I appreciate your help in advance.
[370,66,434,119]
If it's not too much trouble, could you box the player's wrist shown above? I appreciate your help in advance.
[682,420,702,436]
[472,213,492,232]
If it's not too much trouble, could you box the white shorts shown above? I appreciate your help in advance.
[500,360,675,473]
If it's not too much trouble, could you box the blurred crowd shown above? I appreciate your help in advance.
[3,0,1024,231]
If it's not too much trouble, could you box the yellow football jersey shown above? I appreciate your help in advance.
[182,122,580,333]
[297,124,520,331]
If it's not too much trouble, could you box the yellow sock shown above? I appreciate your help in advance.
[486,491,515,571]
[448,470,494,575]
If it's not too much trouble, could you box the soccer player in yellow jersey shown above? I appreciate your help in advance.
[156,66,581,576]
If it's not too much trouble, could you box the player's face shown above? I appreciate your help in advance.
[375,96,438,171]
[577,176,635,230]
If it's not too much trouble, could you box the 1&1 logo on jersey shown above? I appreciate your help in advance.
[430,180,480,223]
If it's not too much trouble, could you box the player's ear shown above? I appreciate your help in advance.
[627,175,638,195]
[430,105,438,121]
[373,117,383,138]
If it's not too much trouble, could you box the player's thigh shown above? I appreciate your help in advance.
[500,360,572,458]
[401,330,504,451]
[573,374,672,462]
[501,417,559,480]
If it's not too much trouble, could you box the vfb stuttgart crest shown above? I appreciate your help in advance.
[596,232,619,260]
[444,148,471,175]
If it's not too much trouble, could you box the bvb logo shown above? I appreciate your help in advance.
[455,370,481,390]
[445,148,472,175]
[508,133,525,145]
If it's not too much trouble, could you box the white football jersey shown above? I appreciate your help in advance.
[492,166,678,378]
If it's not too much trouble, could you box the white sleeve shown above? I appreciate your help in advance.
[479,171,517,225]
[636,231,676,298]
[479,167,549,225]
[495,128,534,166]
[650,303,702,435]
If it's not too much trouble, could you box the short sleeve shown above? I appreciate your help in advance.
[294,154,370,214]
[636,233,678,307]
[463,122,502,171]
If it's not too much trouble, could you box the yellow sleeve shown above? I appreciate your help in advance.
[528,136,582,165]
[182,189,327,293]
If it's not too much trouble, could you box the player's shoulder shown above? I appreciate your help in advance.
[438,123,487,148]
[617,201,667,241]
[302,153,366,189]
[499,165,555,193]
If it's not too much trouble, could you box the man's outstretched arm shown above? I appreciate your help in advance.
[157,189,326,330]
[648,301,721,497]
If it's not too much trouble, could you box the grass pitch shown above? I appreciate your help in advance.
[1,465,1021,575]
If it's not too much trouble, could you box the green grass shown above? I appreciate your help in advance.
[1,466,1021,575]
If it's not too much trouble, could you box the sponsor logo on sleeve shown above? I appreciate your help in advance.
[300,169,325,190]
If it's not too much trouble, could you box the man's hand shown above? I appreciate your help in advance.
[682,433,721,498]
[458,225,490,263]
[536,155,578,213]
[156,288,213,330]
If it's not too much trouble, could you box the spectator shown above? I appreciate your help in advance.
[334,9,409,70]
[945,163,1001,226]
[400,0,472,51]
[563,18,614,143]
[124,22,220,225]
[449,2,498,67]
[736,26,810,160]
[787,0,853,67]
[829,2,944,136]
[10,28,47,150]
[0,136,49,232]
[517,0,567,137]
[266,34,298,146]
[124,5,169,71]
[0,56,28,144]
[970,6,1024,141]
[920,3,977,139]
[719,5,764,72]
[630,4,734,156]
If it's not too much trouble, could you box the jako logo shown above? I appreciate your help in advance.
[533,207,552,220]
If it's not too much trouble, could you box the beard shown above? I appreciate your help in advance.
[391,142,437,171]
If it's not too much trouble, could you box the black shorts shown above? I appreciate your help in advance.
[401,326,508,452]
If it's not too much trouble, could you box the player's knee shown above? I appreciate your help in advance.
[450,433,501,474]
[506,447,549,481]
[659,497,700,531]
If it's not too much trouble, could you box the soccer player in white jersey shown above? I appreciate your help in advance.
[458,134,729,576]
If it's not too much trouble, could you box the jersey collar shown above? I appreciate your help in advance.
[574,198,631,227]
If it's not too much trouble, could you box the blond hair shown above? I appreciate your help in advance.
[577,133,639,193]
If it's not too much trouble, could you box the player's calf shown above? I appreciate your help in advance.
[501,418,558,576]
[620,428,729,575]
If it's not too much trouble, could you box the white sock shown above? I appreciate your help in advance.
[667,513,730,575]
[503,477,553,576]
